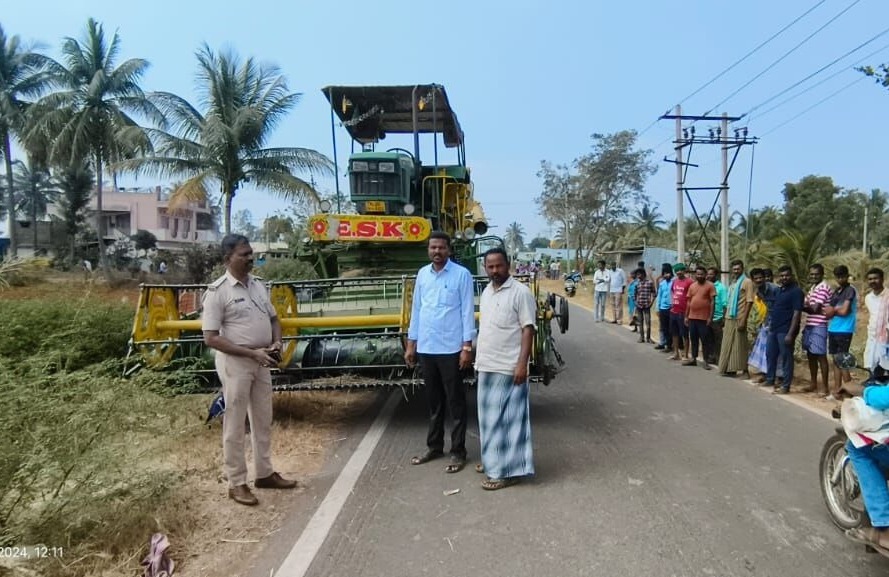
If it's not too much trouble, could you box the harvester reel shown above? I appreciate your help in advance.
[132,287,181,367]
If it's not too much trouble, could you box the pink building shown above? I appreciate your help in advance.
[91,186,220,250]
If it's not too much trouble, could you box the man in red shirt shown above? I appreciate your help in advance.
[684,266,717,369]
[669,263,694,361]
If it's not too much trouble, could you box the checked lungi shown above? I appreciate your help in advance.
[477,371,535,480]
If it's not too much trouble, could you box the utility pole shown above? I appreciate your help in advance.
[863,206,869,255]
[675,105,684,262]
[721,113,729,284]
[659,111,756,279]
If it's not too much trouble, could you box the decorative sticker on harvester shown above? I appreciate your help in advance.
[308,215,431,242]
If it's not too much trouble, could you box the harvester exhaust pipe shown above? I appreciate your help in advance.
[467,201,488,236]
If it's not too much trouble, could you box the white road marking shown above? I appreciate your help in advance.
[274,391,401,577]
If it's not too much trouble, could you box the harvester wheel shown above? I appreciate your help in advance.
[269,284,299,367]
[132,287,181,367]
[558,297,569,334]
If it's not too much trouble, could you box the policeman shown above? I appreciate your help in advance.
[202,234,297,506]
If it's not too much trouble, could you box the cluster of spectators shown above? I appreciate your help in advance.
[643,260,885,396]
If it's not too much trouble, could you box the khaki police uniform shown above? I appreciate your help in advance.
[202,271,278,487]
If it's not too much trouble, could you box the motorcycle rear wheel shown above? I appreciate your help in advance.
[820,432,867,531]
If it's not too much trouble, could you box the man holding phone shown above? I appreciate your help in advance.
[202,234,297,506]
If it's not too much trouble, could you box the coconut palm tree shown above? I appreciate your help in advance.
[631,203,665,240]
[29,18,161,268]
[763,227,828,280]
[118,44,332,234]
[504,221,525,257]
[12,157,59,252]
[54,163,93,261]
[0,25,53,256]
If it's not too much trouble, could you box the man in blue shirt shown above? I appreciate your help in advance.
[845,382,889,552]
[655,263,674,351]
[405,231,477,473]
[826,265,858,401]
[766,265,804,394]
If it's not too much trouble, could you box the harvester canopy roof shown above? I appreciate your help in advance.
[323,85,464,148]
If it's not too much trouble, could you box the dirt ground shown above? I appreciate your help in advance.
[538,277,870,419]
[148,390,379,577]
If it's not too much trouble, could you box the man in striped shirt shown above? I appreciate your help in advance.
[634,268,656,344]
[802,263,832,396]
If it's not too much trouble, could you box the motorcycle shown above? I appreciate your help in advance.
[820,367,889,532]
[820,422,867,531]
[563,271,582,298]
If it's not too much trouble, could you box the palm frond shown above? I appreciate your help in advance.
[168,172,213,210]
[247,170,319,204]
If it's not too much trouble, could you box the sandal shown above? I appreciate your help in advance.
[475,464,485,474]
[410,449,443,466]
[481,477,519,491]
[845,527,889,557]
[444,455,466,474]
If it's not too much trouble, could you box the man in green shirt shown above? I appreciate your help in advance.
[707,267,728,365]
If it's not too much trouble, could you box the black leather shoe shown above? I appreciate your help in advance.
[228,484,259,506]
[254,472,298,489]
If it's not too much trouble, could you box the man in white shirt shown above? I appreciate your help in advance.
[593,260,611,322]
[608,261,627,324]
[864,267,888,372]
[475,247,536,490]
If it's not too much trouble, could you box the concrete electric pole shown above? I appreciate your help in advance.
[659,111,757,278]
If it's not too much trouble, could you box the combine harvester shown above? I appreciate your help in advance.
[128,84,569,390]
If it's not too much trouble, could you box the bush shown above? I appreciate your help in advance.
[255,257,315,281]
[0,297,131,372]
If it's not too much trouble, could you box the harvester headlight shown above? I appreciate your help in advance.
[378,162,395,173]
[319,199,332,213]
[403,203,416,215]
[352,161,368,172]
[454,231,464,240]
[463,227,476,240]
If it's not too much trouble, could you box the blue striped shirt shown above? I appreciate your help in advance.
[407,260,477,354]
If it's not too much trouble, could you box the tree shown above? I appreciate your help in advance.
[118,44,332,234]
[260,214,294,243]
[504,221,525,257]
[528,236,550,250]
[781,175,864,254]
[537,130,656,266]
[232,209,258,240]
[630,203,665,243]
[55,164,93,261]
[12,157,59,251]
[30,18,161,269]
[0,25,53,256]
[763,227,828,281]
[131,229,157,252]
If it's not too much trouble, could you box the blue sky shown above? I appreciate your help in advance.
[4,0,889,240]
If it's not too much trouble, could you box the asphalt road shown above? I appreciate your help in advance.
[266,305,889,577]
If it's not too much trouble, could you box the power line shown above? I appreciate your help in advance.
[743,27,889,119]
[759,75,867,137]
[678,0,828,106]
[750,39,889,120]
[704,0,863,114]
[642,0,827,138]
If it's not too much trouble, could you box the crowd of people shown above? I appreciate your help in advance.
[595,258,886,396]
